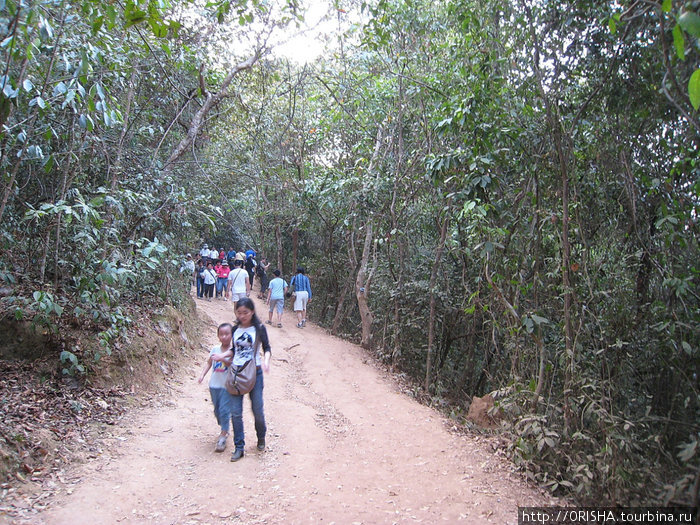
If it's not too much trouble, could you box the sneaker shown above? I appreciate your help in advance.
[256,439,266,451]
[265,320,272,325]
[215,435,227,453]
[301,319,306,327]
[277,323,282,328]
[297,323,303,328]
[230,449,244,462]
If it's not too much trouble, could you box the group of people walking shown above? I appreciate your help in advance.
[190,243,312,461]
[190,245,268,303]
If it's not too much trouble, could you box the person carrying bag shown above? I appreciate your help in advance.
[219,297,271,462]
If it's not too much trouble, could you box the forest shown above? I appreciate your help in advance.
[0,0,698,508]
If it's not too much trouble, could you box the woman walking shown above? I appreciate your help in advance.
[216,260,230,299]
[202,261,217,301]
[214,297,271,462]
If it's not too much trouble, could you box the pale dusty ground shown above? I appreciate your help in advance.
[10,292,553,525]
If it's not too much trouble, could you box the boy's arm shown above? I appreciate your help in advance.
[198,355,212,384]
[211,348,233,364]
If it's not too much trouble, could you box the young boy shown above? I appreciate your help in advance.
[198,323,234,452]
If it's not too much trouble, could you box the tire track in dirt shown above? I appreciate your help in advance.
[14,292,553,524]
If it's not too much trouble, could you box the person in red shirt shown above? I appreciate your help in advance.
[216,259,231,300]
[219,248,226,262]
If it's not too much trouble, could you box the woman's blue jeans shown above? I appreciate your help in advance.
[230,368,266,451]
[216,277,227,296]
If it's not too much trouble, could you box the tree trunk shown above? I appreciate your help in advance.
[275,222,283,275]
[291,227,298,274]
[355,222,376,349]
[526,4,576,430]
[163,52,260,169]
[424,212,450,391]
[258,214,266,258]
[532,173,546,408]
[553,109,575,431]
[331,248,357,335]
[39,228,51,283]
[391,238,405,371]
[391,67,406,371]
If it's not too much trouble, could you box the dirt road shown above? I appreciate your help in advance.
[24,294,550,524]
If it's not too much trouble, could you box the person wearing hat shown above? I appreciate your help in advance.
[180,253,195,291]
[202,261,217,301]
[199,244,210,263]
[215,259,230,299]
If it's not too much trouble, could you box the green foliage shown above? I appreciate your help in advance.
[0,0,223,376]
[689,69,700,110]
[60,350,84,375]
[29,290,64,329]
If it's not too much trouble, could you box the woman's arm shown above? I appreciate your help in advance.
[258,325,272,372]
[262,350,271,372]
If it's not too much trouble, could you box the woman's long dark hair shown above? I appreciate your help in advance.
[234,297,263,330]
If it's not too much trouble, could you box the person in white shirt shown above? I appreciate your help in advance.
[180,253,195,289]
[202,261,217,301]
[227,260,251,310]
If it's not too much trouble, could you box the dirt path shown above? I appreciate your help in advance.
[21,293,551,524]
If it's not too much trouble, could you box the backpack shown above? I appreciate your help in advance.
[245,257,256,272]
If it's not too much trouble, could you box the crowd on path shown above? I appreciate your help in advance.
[182,243,312,461]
